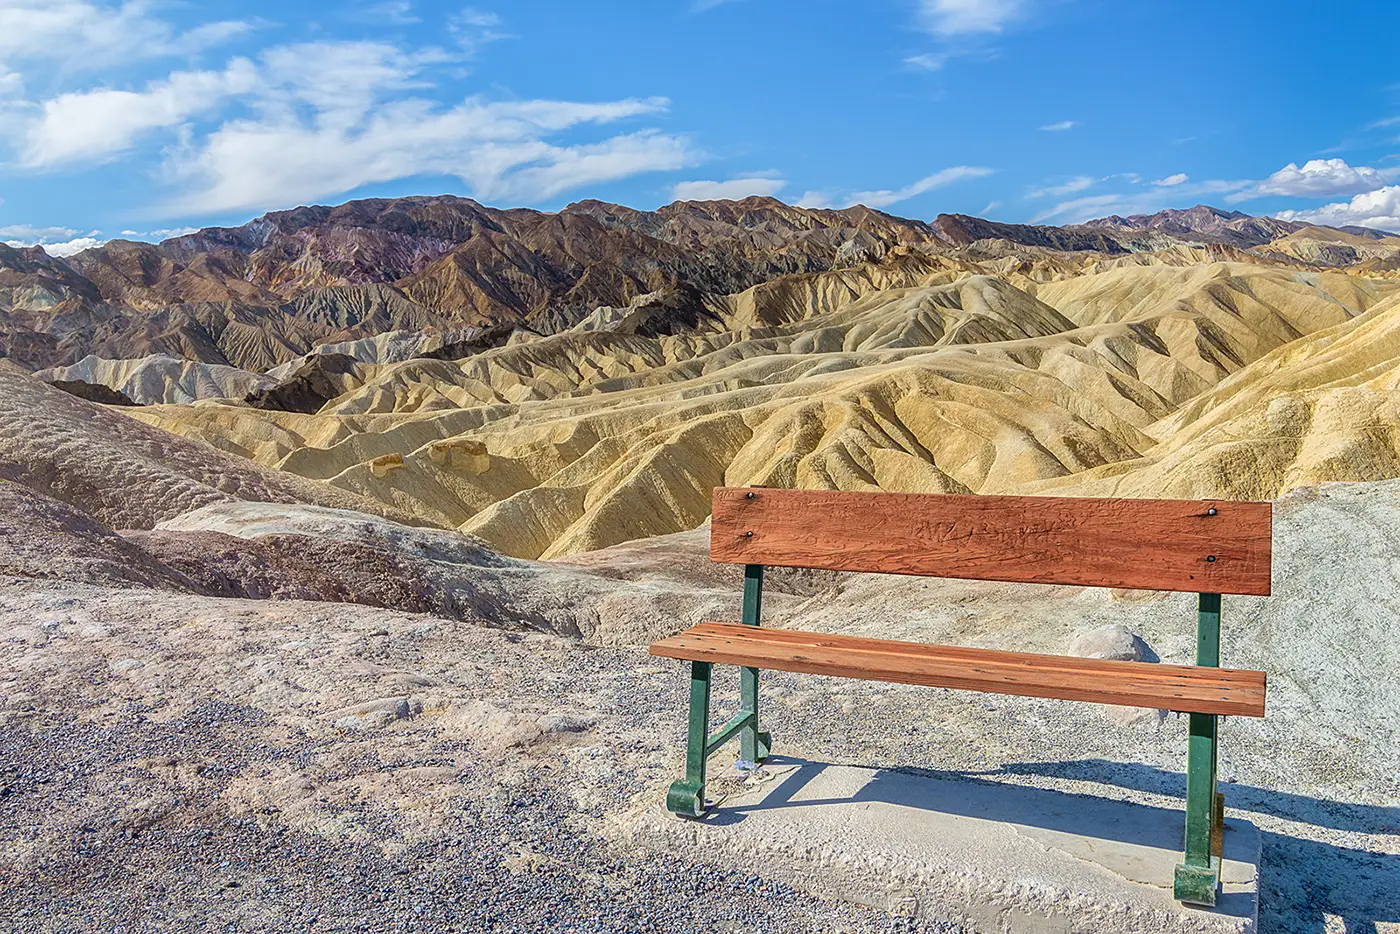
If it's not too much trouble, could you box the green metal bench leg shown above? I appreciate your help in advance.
[740,564,771,763]
[1175,592,1223,906]
[667,660,712,817]
[1175,711,1219,904]
[666,562,771,817]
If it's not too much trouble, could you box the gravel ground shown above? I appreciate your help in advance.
[0,704,959,934]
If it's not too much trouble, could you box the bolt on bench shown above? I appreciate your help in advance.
[650,487,1272,907]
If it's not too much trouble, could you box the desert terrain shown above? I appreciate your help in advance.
[3,197,1400,932]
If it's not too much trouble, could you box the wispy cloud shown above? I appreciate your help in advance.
[1029,175,1254,224]
[1152,173,1188,187]
[1030,193,1127,224]
[449,7,511,52]
[1026,175,1094,199]
[690,0,743,10]
[348,1,421,25]
[847,165,994,208]
[670,176,785,202]
[904,1,1028,76]
[916,0,1026,36]
[0,223,76,241]
[1039,120,1077,132]
[903,52,951,72]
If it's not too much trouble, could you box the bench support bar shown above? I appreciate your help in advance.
[706,710,756,755]
[1175,592,1224,906]
[665,564,771,818]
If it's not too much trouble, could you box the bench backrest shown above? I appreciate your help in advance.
[710,487,1272,596]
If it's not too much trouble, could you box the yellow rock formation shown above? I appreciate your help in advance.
[119,261,1400,558]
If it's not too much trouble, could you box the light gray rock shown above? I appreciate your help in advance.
[330,696,421,731]
[1068,624,1166,727]
[1069,623,1149,662]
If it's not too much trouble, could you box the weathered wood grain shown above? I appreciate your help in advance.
[651,622,1267,717]
[710,487,1272,595]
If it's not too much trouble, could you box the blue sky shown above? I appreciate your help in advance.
[3,0,1400,254]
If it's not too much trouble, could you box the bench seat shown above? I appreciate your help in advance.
[650,622,1266,718]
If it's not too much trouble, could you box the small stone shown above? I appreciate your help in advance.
[536,711,597,734]
[1069,624,1165,728]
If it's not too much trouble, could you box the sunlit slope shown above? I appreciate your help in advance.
[1026,289,1400,499]
[121,264,1400,558]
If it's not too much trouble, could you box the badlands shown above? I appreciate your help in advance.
[2,196,1400,932]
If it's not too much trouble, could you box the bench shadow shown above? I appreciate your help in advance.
[969,759,1400,934]
[708,756,1399,933]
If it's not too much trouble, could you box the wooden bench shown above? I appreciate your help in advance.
[650,487,1272,907]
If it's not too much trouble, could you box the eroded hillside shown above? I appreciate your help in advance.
[120,258,1400,558]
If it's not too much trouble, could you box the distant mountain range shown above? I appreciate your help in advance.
[2,196,1396,371]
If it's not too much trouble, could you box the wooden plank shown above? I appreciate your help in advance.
[650,622,1267,717]
[710,487,1272,595]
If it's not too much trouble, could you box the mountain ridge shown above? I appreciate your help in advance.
[2,195,1397,372]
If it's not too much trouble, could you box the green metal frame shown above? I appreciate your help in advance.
[665,563,772,818]
[1174,592,1225,906]
[665,577,1233,909]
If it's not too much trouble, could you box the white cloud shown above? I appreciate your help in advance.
[1250,158,1391,199]
[1027,175,1094,199]
[1153,173,1188,187]
[670,176,786,201]
[981,200,1002,214]
[1276,185,1400,234]
[917,0,1025,35]
[847,165,994,208]
[40,236,106,256]
[165,95,694,215]
[0,1,250,71]
[1039,120,1077,132]
[21,59,259,167]
[795,190,835,209]
[0,225,105,255]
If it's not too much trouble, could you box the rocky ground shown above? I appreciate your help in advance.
[2,469,1399,933]
[0,583,966,934]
